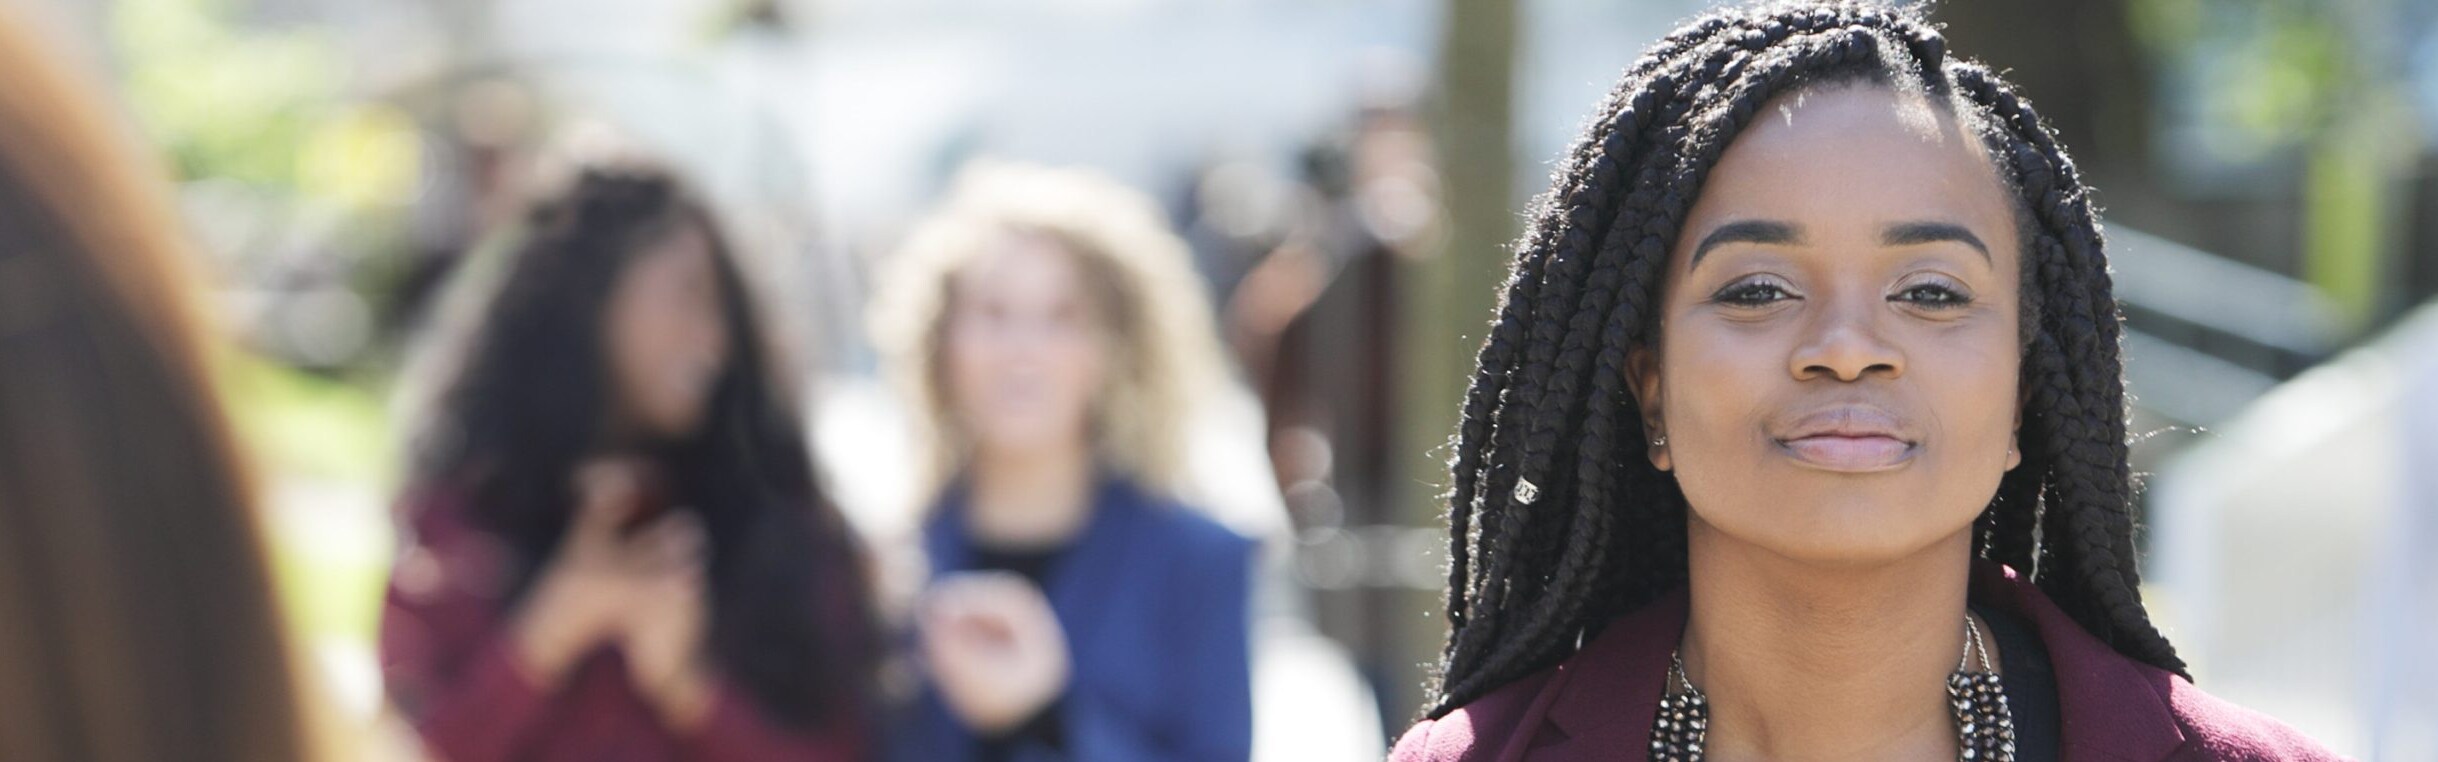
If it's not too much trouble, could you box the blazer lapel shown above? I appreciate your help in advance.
[1972,563,2188,761]
[921,482,975,577]
[1531,588,1686,761]
[1039,476,1140,661]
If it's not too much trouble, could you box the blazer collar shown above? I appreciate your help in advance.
[1531,563,2186,761]
[1970,563,2187,761]
[1537,588,1680,759]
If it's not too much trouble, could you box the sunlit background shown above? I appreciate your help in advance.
[8,0,2436,757]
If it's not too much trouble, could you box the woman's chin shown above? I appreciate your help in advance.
[972,426,1090,460]
[1695,505,1977,567]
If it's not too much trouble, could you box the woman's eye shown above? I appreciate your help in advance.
[1893,282,1973,308]
[1712,281,1793,307]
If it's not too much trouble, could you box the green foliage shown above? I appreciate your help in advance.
[113,0,344,189]
[2130,0,2354,162]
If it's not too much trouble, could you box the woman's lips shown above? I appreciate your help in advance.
[1772,405,1918,472]
[1777,434,1916,471]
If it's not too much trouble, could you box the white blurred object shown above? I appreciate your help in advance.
[1253,618,1385,762]
[1175,383,1294,544]
[2151,300,2438,760]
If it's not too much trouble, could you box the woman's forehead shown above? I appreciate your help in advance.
[952,232,1092,302]
[1676,84,2015,258]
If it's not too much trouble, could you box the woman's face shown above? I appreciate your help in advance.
[942,232,1111,460]
[1633,84,2025,564]
[604,219,731,442]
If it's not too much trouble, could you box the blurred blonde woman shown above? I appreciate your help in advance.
[872,161,1254,762]
[0,8,329,762]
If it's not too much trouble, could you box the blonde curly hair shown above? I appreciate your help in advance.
[871,160,1229,495]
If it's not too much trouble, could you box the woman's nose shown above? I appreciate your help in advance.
[1788,295,1904,382]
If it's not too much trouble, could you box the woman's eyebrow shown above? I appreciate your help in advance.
[1689,219,1800,269]
[1881,221,1989,262]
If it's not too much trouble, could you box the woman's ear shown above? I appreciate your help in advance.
[1627,346,1671,472]
[2007,381,2027,471]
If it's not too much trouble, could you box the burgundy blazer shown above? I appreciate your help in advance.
[381,485,867,762]
[1392,564,2345,762]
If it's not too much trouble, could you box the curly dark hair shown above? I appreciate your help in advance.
[1430,0,2183,715]
[415,164,875,728]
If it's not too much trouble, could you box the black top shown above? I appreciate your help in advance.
[968,541,1072,761]
[971,543,1065,590]
[1972,601,2061,762]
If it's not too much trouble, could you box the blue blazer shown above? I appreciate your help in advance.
[891,475,1256,762]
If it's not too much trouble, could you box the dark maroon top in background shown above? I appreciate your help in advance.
[1393,563,2348,762]
[380,486,866,762]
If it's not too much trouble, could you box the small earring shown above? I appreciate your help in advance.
[1651,435,1668,447]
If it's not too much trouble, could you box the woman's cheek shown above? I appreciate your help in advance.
[1055,336,1106,428]
[1933,364,2022,475]
[946,333,998,426]
[1656,350,1767,509]
[1664,326,1778,443]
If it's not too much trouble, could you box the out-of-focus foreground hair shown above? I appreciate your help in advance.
[0,9,322,762]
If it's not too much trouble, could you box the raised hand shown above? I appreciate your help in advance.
[918,571,1072,734]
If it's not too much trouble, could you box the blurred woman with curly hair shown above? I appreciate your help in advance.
[873,161,1254,762]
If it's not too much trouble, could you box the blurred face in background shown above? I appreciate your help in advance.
[942,231,1113,461]
[604,218,732,442]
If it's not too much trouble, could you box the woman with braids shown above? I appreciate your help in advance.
[381,162,878,761]
[1392,3,2338,761]
[872,161,1255,762]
